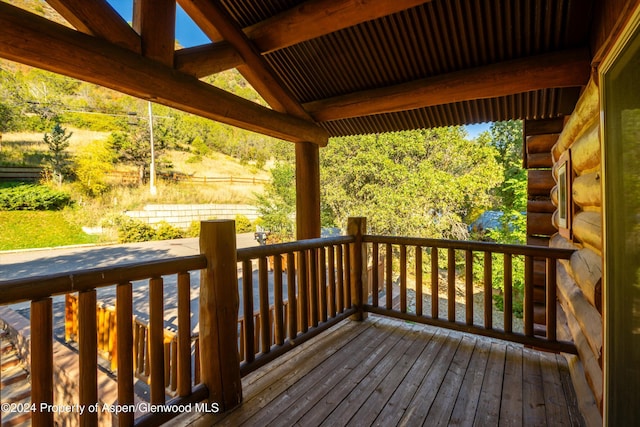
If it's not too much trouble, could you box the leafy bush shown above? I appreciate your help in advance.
[235,214,253,233]
[154,221,184,240]
[0,183,71,210]
[115,217,156,243]
[101,215,185,243]
[186,220,200,237]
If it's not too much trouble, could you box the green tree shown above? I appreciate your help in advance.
[75,139,114,196]
[255,162,296,241]
[321,128,502,239]
[479,120,527,244]
[43,122,72,185]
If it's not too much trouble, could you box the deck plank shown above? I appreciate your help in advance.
[523,348,547,425]
[336,325,435,426]
[169,315,584,427]
[473,341,507,426]
[426,335,477,426]
[499,344,524,425]
[307,323,426,426]
[396,331,463,424]
[372,329,451,426]
[190,317,374,426]
[448,338,491,426]
[540,352,572,426]
[243,317,405,426]
[275,321,417,426]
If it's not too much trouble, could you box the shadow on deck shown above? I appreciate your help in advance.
[171,314,583,426]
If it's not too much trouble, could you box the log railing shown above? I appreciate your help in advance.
[0,218,578,426]
[362,235,577,353]
[235,233,357,376]
[0,256,208,427]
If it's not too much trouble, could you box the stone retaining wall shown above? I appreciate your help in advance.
[125,204,259,229]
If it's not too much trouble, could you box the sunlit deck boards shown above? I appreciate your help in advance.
[174,315,583,426]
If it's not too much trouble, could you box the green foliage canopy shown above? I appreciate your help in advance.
[320,128,502,239]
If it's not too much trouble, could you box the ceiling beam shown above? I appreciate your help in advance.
[245,0,433,54]
[171,0,432,77]
[178,0,311,120]
[0,3,328,145]
[44,0,141,53]
[132,0,176,66]
[303,48,592,122]
[174,43,243,77]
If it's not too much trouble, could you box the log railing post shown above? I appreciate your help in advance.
[78,290,98,427]
[199,220,242,411]
[347,217,367,321]
[31,298,53,427]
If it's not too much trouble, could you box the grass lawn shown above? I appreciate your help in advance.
[0,210,99,251]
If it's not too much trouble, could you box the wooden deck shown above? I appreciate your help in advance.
[171,315,584,426]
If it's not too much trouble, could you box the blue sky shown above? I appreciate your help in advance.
[106,0,210,47]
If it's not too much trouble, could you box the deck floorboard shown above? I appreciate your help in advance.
[174,315,584,427]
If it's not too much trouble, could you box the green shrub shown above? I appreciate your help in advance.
[186,220,200,237]
[115,217,156,243]
[154,221,184,240]
[235,214,253,233]
[0,183,71,210]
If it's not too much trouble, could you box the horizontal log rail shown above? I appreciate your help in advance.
[362,235,577,354]
[0,255,207,427]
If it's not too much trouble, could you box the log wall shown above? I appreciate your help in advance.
[549,78,603,423]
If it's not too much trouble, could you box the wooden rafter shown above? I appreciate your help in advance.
[172,0,432,76]
[132,0,176,66]
[0,3,327,145]
[174,43,243,77]
[303,49,592,122]
[44,0,141,53]
[178,0,311,120]
[245,0,433,54]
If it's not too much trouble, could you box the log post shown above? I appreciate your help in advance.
[78,290,98,427]
[199,220,242,410]
[347,217,367,321]
[295,141,321,239]
[31,298,53,426]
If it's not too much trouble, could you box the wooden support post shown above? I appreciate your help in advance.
[31,298,53,427]
[295,141,321,239]
[199,220,242,410]
[347,217,367,320]
[78,290,98,427]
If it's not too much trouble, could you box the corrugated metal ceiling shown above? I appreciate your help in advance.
[220,0,592,136]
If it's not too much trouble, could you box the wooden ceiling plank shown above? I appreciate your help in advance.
[0,3,328,145]
[178,0,311,119]
[175,42,244,77]
[245,0,433,54]
[132,0,176,66]
[45,0,141,53]
[304,48,591,122]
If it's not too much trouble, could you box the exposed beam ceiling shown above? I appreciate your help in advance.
[171,0,433,77]
[44,0,141,53]
[245,0,433,54]
[178,0,311,120]
[0,3,328,145]
[132,0,176,66]
[174,43,243,77]
[303,49,591,122]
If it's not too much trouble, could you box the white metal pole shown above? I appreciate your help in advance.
[148,101,157,195]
